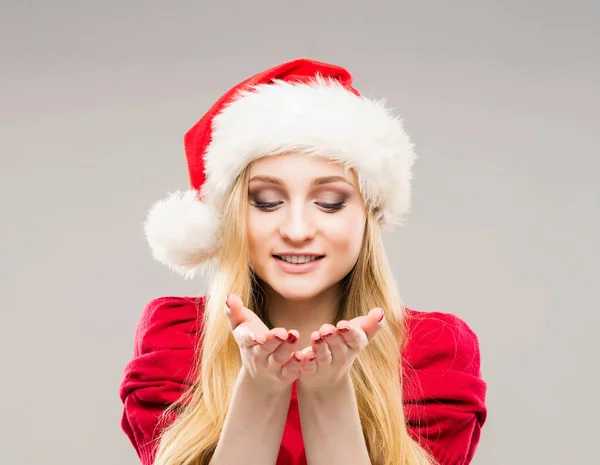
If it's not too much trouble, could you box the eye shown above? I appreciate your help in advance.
[251,200,283,211]
[315,201,346,212]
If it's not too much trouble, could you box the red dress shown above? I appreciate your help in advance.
[119,296,487,465]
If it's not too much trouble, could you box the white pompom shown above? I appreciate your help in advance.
[143,190,221,279]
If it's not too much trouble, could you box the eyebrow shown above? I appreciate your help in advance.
[248,175,353,186]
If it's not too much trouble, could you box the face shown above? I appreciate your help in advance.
[247,153,367,301]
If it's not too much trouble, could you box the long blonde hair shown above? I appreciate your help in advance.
[152,165,434,465]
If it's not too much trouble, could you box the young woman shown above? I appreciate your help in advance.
[119,58,487,465]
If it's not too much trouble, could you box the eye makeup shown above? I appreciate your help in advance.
[250,197,347,212]
[251,200,283,211]
[248,185,351,212]
[315,200,346,211]
[248,187,282,210]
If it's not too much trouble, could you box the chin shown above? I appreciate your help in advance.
[262,268,343,301]
[271,281,324,301]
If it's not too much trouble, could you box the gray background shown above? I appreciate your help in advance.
[1,1,598,464]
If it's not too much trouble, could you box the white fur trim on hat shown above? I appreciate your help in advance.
[201,76,416,226]
[144,190,220,279]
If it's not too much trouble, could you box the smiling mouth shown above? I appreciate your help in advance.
[273,255,325,264]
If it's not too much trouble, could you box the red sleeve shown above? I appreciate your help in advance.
[402,310,487,465]
[118,296,203,465]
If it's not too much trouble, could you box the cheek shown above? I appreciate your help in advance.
[246,211,260,258]
[247,210,277,260]
[323,208,365,255]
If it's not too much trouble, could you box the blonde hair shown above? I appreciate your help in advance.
[152,165,434,465]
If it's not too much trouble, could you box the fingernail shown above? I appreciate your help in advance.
[251,337,264,345]
[378,310,385,322]
[308,356,316,362]
[338,326,350,333]
[322,331,335,338]
[315,336,325,344]
[287,334,298,344]
[293,354,302,362]
[274,334,286,341]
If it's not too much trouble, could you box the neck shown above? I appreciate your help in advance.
[263,284,340,348]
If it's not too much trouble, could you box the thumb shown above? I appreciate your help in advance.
[225,294,252,330]
[356,308,385,342]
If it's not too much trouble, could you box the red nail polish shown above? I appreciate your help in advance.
[315,336,324,344]
[287,334,298,344]
[378,311,385,322]
[308,356,316,362]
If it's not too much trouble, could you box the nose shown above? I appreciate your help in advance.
[279,204,316,243]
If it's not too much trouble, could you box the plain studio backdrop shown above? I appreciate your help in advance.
[1,1,598,464]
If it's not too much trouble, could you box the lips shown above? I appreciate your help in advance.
[272,254,325,274]
[273,255,324,264]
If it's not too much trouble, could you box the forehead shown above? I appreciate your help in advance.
[248,153,355,184]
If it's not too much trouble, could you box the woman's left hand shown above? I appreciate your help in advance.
[296,307,386,392]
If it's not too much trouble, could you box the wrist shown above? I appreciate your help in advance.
[297,373,354,402]
[237,367,294,399]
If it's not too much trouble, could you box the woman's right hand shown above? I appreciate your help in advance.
[225,293,303,392]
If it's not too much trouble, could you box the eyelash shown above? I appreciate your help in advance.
[318,202,346,211]
[251,201,346,212]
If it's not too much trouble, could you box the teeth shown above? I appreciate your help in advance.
[278,255,321,264]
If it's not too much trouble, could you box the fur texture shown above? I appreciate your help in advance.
[202,77,416,225]
[144,190,220,278]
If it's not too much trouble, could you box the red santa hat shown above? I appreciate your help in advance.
[144,58,416,278]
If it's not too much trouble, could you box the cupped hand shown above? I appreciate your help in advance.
[225,294,302,393]
[295,307,386,391]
